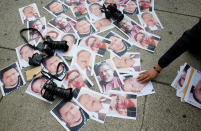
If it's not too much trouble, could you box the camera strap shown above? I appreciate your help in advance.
[20,28,45,50]
[41,62,67,81]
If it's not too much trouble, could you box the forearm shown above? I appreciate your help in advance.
[158,36,189,68]
[158,19,201,68]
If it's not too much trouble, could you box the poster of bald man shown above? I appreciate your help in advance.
[19,3,40,24]
[48,14,76,33]
[58,33,79,57]
[138,11,163,31]
[41,53,69,84]
[51,99,90,131]
[63,64,93,98]
[105,31,131,57]
[0,62,26,96]
[79,34,110,57]
[107,90,137,120]
[72,16,96,39]
[94,59,123,93]
[137,0,154,12]
[111,52,141,73]
[87,2,105,22]
[128,30,160,52]
[25,76,53,104]
[71,47,95,76]
[75,87,112,123]
[120,72,155,96]
[43,0,68,17]
[27,17,47,40]
[113,15,144,39]
[15,40,39,69]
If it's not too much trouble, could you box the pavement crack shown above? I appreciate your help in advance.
[139,95,147,131]
[0,46,15,51]
[152,80,170,86]
[0,96,3,103]
[155,8,200,18]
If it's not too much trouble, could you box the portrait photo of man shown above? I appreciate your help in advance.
[105,32,131,57]
[80,35,108,56]
[123,0,139,15]
[74,48,94,76]
[93,18,113,32]
[104,0,121,9]
[36,27,61,48]
[19,3,40,24]
[30,76,48,95]
[49,14,76,33]
[45,28,60,41]
[94,60,123,93]
[123,75,147,92]
[28,17,46,40]
[51,100,89,131]
[113,15,143,38]
[16,41,37,69]
[138,0,153,12]
[76,88,111,123]
[42,54,69,78]
[61,33,78,56]
[0,63,25,96]
[132,31,160,52]
[25,76,53,103]
[72,4,88,17]
[64,68,92,98]
[63,0,85,6]
[108,90,137,119]
[88,3,104,21]
[121,73,155,96]
[44,0,68,16]
[112,52,141,72]
[74,16,96,38]
[191,79,201,105]
[139,11,163,31]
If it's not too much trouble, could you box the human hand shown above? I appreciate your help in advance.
[137,68,159,83]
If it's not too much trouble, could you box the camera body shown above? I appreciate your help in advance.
[41,80,73,101]
[101,4,124,23]
[28,53,44,66]
[37,36,69,56]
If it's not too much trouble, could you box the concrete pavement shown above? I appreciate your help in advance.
[0,0,201,131]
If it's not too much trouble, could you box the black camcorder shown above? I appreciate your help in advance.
[41,80,73,101]
[101,4,124,23]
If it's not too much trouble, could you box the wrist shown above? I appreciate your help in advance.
[153,64,162,73]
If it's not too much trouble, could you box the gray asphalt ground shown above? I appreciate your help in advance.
[0,0,201,131]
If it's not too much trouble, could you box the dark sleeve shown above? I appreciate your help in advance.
[158,19,201,68]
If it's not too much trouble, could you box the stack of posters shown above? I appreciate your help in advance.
[171,63,201,109]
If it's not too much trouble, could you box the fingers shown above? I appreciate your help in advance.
[141,76,151,83]
[137,73,149,82]
[139,71,147,75]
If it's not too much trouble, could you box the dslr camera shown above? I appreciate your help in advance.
[101,4,124,23]
[37,36,69,56]
[41,80,73,101]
